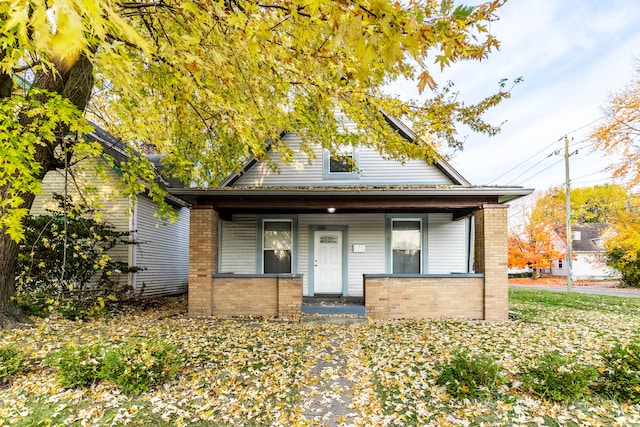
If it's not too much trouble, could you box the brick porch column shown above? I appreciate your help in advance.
[188,205,218,316]
[474,204,509,320]
[277,275,303,319]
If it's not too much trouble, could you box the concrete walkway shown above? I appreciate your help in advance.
[299,328,359,426]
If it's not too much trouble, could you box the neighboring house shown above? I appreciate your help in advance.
[170,115,533,320]
[551,223,620,280]
[30,124,190,298]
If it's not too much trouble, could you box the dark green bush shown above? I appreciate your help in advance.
[46,344,104,388]
[508,271,533,278]
[16,194,142,319]
[435,349,504,399]
[99,339,180,395]
[519,351,597,402]
[598,342,640,403]
[0,345,27,380]
[605,247,640,287]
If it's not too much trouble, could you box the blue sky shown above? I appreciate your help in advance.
[388,0,640,193]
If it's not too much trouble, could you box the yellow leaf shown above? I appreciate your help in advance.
[417,70,437,94]
[48,5,85,69]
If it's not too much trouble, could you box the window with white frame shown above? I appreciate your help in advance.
[392,219,422,274]
[263,220,292,274]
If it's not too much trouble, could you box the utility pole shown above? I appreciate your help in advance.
[564,136,573,292]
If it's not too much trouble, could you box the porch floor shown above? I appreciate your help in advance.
[302,296,366,317]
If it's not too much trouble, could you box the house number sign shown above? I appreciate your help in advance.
[320,235,338,244]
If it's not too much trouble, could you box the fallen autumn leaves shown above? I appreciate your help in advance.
[1,289,640,426]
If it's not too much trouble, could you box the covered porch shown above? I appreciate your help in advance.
[172,186,528,320]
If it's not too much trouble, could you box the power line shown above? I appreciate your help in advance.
[489,117,606,185]
[506,156,565,186]
[488,139,559,184]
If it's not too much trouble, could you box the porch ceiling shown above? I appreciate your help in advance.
[169,185,534,219]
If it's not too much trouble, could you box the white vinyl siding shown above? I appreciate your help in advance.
[233,133,453,186]
[219,215,257,273]
[427,213,468,274]
[132,195,190,297]
[31,160,191,298]
[218,213,471,296]
[31,164,131,283]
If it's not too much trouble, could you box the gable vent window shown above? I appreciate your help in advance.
[323,146,359,179]
[263,220,292,274]
[330,153,354,173]
[392,220,422,274]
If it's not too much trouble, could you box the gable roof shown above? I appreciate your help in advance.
[87,122,189,208]
[572,223,609,252]
[171,113,533,215]
[221,115,469,187]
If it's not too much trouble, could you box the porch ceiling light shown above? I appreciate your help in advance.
[327,207,336,213]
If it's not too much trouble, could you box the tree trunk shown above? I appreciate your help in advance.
[0,54,94,328]
[0,233,31,328]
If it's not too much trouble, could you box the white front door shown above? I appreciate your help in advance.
[314,230,343,294]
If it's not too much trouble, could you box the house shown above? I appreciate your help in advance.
[30,124,191,298]
[170,116,533,320]
[551,223,620,280]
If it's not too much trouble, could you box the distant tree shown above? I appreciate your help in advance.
[530,185,628,233]
[602,205,640,287]
[590,61,640,285]
[508,207,564,278]
[512,185,629,279]
[592,62,640,187]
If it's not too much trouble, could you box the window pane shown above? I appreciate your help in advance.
[264,221,292,273]
[264,250,292,274]
[264,221,292,250]
[330,155,354,172]
[392,220,421,249]
[393,250,420,274]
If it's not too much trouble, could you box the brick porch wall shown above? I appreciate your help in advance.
[475,204,509,320]
[212,274,303,318]
[364,275,484,320]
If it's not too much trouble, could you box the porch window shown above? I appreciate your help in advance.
[263,220,292,274]
[392,220,422,274]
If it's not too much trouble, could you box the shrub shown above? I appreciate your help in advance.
[0,346,26,380]
[519,351,597,402]
[436,349,504,399]
[99,339,180,395]
[16,194,143,319]
[605,247,640,288]
[598,342,640,403]
[508,271,533,278]
[46,344,104,388]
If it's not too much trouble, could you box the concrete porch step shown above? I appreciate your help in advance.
[302,296,366,317]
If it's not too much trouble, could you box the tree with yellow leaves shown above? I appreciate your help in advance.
[592,62,640,187]
[591,62,640,285]
[1,0,516,326]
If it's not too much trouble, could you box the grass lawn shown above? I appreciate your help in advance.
[1,289,640,426]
